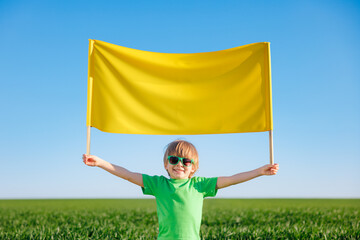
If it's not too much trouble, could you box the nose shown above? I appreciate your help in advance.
[176,160,184,167]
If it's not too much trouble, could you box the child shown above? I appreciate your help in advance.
[82,140,279,240]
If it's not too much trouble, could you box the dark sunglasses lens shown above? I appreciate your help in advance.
[169,156,179,164]
[183,158,192,166]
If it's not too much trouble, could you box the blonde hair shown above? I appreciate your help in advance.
[163,140,199,178]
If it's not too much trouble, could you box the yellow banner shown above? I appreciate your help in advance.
[87,40,273,135]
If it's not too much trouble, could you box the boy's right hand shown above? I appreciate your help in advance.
[82,154,102,167]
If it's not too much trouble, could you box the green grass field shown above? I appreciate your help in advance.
[0,199,359,239]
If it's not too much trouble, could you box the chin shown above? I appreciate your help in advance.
[172,173,187,179]
[174,174,185,178]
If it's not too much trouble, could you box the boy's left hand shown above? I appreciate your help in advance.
[259,164,279,176]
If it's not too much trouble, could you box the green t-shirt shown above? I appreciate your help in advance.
[142,174,218,240]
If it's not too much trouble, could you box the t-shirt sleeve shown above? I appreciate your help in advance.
[195,176,218,198]
[141,174,161,196]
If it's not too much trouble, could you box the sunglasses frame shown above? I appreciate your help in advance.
[167,156,194,167]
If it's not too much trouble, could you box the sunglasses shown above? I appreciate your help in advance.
[167,156,194,167]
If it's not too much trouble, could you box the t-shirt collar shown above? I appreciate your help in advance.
[169,178,190,183]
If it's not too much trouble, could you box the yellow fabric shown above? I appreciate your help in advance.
[87,40,273,135]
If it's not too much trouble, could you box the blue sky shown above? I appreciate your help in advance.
[0,0,359,199]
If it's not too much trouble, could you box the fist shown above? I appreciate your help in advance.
[82,154,101,167]
[261,163,279,176]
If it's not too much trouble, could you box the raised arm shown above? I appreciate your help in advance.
[216,164,279,189]
[82,154,144,187]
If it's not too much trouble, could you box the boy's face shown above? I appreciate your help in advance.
[164,157,195,179]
